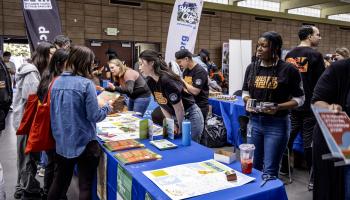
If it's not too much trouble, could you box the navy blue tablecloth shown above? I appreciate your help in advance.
[93,139,287,200]
[208,97,246,147]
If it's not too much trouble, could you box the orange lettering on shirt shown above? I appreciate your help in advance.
[184,76,193,85]
[286,57,308,73]
[254,76,278,89]
[154,92,168,105]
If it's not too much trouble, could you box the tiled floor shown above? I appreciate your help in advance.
[0,112,312,200]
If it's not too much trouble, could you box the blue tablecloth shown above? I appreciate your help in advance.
[208,97,246,147]
[93,139,287,200]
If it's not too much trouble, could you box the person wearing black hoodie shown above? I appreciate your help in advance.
[0,59,12,134]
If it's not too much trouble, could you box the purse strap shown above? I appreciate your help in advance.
[42,77,59,104]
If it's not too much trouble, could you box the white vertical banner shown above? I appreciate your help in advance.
[228,39,252,95]
[165,0,204,63]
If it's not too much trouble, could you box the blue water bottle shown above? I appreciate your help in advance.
[182,120,191,146]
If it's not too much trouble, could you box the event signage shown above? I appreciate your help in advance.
[165,0,204,63]
[312,105,350,164]
[117,164,132,200]
[21,0,62,51]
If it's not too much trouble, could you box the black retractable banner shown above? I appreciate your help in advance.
[21,0,62,51]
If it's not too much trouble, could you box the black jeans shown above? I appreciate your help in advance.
[200,106,209,122]
[0,107,9,131]
[282,110,316,171]
[47,141,101,200]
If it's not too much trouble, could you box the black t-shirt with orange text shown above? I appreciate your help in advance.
[182,64,209,110]
[285,46,325,111]
[146,73,195,116]
[242,60,304,117]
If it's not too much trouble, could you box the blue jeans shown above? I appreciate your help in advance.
[40,152,48,168]
[128,96,151,116]
[185,104,204,143]
[247,115,290,177]
[345,166,350,200]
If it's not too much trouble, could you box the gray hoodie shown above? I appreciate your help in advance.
[12,63,40,131]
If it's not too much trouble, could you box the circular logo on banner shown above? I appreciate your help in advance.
[169,93,178,102]
[195,79,202,85]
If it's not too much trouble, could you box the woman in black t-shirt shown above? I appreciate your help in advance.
[242,31,304,179]
[138,50,204,142]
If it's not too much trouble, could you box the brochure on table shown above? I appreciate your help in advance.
[312,105,350,164]
[97,112,163,142]
[143,159,255,200]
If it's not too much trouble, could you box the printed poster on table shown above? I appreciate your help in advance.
[312,105,350,164]
[97,152,107,200]
[164,0,204,63]
[143,159,255,200]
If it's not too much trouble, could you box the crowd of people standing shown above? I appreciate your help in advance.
[0,24,349,200]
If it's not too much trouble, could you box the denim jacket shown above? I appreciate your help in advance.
[50,72,111,158]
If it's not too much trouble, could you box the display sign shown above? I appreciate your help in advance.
[21,0,62,51]
[312,105,350,164]
[117,164,133,200]
[165,0,204,63]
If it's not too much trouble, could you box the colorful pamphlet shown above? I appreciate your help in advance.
[103,139,144,152]
[312,105,350,163]
[97,91,120,103]
[115,149,162,165]
[163,118,175,140]
[150,139,177,150]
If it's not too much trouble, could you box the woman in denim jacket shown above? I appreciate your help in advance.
[48,46,113,199]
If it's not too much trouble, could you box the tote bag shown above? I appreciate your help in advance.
[25,78,57,153]
[16,94,39,135]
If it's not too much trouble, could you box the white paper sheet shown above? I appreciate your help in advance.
[143,159,255,200]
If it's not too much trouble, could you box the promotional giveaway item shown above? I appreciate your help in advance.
[182,120,191,146]
[239,144,255,174]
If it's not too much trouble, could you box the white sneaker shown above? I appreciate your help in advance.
[38,168,45,177]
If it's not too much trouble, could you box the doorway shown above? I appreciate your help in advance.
[0,36,31,71]
[86,40,160,69]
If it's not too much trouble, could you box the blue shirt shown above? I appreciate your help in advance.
[50,72,111,158]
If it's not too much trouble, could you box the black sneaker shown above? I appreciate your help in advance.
[14,189,23,199]
[279,166,293,176]
[21,191,42,200]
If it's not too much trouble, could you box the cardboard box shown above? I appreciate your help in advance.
[214,150,236,164]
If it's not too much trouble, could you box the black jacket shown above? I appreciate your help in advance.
[0,60,12,108]
[0,60,13,131]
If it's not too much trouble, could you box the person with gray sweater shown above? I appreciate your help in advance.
[12,42,56,200]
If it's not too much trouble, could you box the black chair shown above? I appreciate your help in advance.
[233,90,242,96]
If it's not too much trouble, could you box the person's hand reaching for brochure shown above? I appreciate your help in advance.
[107,99,115,113]
[98,97,106,108]
[328,104,342,113]
[107,82,116,91]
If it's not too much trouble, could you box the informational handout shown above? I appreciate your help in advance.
[143,159,255,200]
[97,113,162,142]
